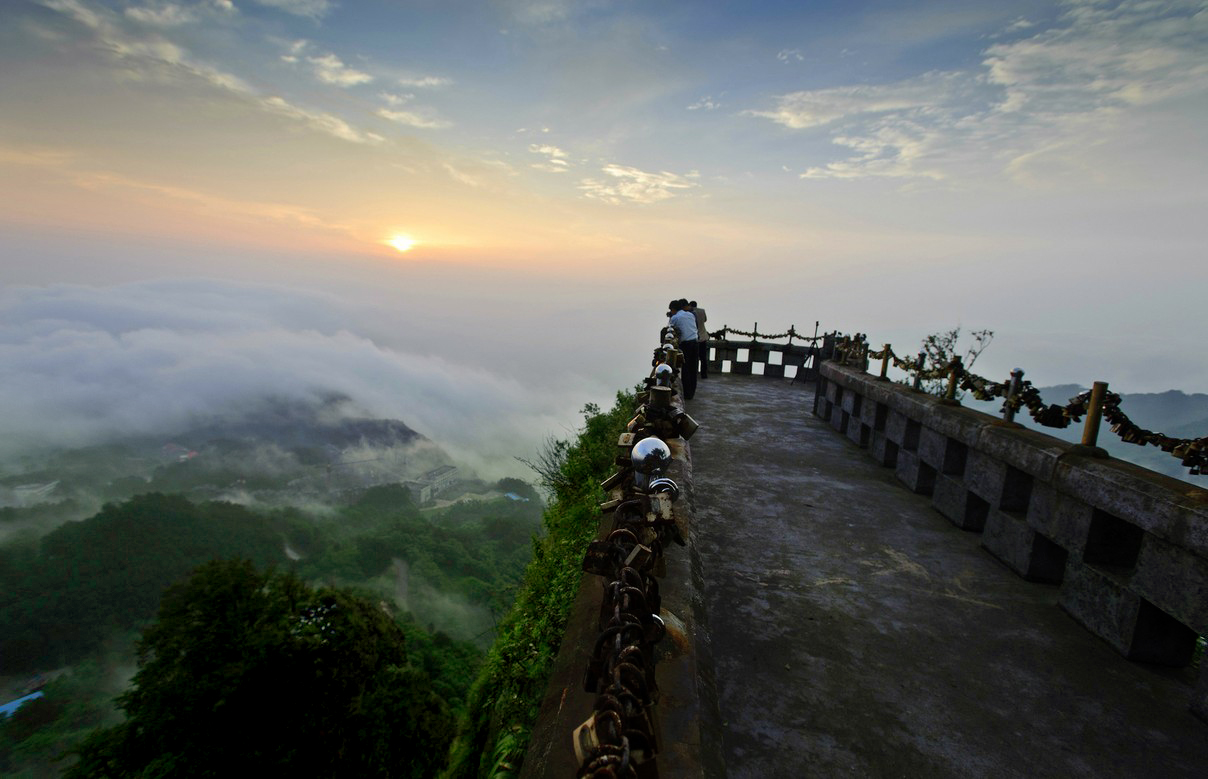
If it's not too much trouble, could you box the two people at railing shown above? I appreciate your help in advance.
[668,299,707,400]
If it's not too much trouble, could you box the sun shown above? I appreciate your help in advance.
[386,234,415,253]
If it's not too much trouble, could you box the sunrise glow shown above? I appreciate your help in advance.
[387,235,415,253]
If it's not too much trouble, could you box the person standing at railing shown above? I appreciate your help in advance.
[670,299,699,400]
[689,300,708,379]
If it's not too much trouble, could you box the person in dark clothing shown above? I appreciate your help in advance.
[689,300,708,378]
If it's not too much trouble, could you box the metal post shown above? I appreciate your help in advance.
[880,344,891,379]
[913,351,925,390]
[945,357,962,401]
[1003,368,1023,423]
[1082,381,1109,447]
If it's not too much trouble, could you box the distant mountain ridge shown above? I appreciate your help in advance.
[1,393,445,509]
[170,393,424,452]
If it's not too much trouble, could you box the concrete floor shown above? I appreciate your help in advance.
[688,374,1208,779]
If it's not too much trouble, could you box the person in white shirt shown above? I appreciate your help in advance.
[669,299,699,400]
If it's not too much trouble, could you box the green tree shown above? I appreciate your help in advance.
[67,560,452,778]
[919,327,994,398]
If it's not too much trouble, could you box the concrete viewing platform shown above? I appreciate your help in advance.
[689,374,1208,778]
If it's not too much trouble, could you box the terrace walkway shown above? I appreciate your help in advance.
[688,374,1208,778]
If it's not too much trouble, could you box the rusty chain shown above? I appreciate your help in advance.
[832,332,1207,475]
[572,327,700,777]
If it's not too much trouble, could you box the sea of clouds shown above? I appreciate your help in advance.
[0,278,601,479]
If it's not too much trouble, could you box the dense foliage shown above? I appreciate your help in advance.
[65,560,452,778]
[0,493,289,672]
[0,477,541,776]
[444,391,637,778]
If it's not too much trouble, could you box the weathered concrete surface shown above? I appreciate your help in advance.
[689,375,1208,778]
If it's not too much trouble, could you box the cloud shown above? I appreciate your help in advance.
[265,96,385,142]
[249,0,332,20]
[397,75,452,88]
[124,3,202,27]
[376,108,452,129]
[687,95,720,111]
[441,158,516,189]
[745,71,970,130]
[579,164,699,205]
[528,143,570,172]
[40,0,254,92]
[747,0,1208,182]
[0,281,579,477]
[38,1,381,145]
[776,48,804,63]
[308,53,372,87]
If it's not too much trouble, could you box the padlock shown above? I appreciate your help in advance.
[572,714,604,763]
[583,541,617,577]
[673,411,699,439]
[600,469,630,492]
[599,497,623,512]
[624,543,653,570]
[646,492,673,523]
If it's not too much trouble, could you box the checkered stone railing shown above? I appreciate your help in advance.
[815,360,1208,722]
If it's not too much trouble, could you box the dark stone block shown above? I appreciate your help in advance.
[883,438,900,469]
[964,492,990,532]
[931,474,966,525]
[903,418,921,453]
[979,425,1068,483]
[873,402,888,432]
[1084,508,1143,571]
[846,421,870,449]
[1130,599,1198,666]
[942,438,968,477]
[1060,565,1196,666]
[982,509,1066,583]
[894,452,934,495]
[885,409,909,447]
[965,450,1006,506]
[871,430,888,464]
[1060,562,1140,657]
[1028,489,1092,553]
[1000,465,1033,514]
[1194,665,1208,723]
[918,427,946,472]
[1130,534,1208,633]
[894,450,919,490]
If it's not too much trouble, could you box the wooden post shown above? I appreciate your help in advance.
[1003,369,1023,423]
[913,351,925,390]
[1082,381,1109,447]
[880,344,891,379]
[945,357,962,401]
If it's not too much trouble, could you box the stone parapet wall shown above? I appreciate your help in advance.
[707,338,818,382]
[816,361,1208,720]
[522,377,720,778]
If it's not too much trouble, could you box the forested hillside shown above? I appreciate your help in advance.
[0,477,542,776]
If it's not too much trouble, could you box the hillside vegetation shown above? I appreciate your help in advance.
[445,390,637,778]
[0,478,541,776]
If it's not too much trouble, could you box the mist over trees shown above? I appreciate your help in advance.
[0,471,542,775]
[67,560,452,778]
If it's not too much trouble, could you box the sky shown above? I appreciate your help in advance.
[2,0,1206,472]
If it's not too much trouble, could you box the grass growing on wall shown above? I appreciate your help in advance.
[443,389,637,779]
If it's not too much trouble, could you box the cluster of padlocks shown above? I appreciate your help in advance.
[572,324,700,778]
